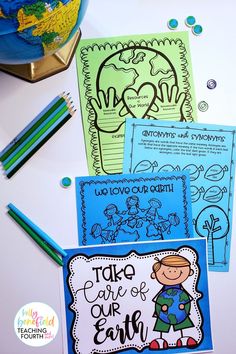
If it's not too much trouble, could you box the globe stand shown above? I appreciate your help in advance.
[0,29,81,83]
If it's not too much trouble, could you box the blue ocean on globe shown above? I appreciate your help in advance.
[156,287,190,325]
[0,0,89,64]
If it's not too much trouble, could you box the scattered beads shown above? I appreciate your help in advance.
[192,24,203,36]
[185,16,196,27]
[207,79,217,90]
[167,18,178,30]
[198,101,209,112]
[60,177,72,188]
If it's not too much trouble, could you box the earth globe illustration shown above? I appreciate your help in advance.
[96,47,177,100]
[156,287,191,325]
[0,0,89,81]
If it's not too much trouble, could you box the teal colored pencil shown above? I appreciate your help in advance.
[0,95,67,163]
[3,103,69,170]
[8,209,64,267]
[6,112,73,178]
[3,100,68,166]
[8,203,67,257]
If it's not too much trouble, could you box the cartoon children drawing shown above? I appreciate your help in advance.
[150,255,198,350]
[91,199,180,242]
[104,204,123,227]
[145,198,163,221]
[90,223,115,244]
[145,198,163,237]
[156,213,180,239]
[124,195,143,228]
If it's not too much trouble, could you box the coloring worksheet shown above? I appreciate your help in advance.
[63,239,213,354]
[76,32,197,175]
[123,119,236,271]
[75,172,193,246]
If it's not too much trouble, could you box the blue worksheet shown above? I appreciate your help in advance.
[75,172,193,246]
[124,119,236,271]
[63,238,213,354]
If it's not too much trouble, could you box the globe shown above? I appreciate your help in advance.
[0,0,89,65]
[155,287,191,325]
[97,47,177,100]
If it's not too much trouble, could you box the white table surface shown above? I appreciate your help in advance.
[1,1,236,353]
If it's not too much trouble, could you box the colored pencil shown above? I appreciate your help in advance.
[5,111,73,178]
[0,94,61,159]
[3,100,68,166]
[8,209,64,267]
[3,103,69,170]
[8,203,67,257]
[0,94,69,162]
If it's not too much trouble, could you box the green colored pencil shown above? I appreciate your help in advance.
[0,96,66,163]
[3,104,69,170]
[8,209,64,267]
[6,112,73,178]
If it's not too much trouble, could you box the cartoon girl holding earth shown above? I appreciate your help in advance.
[150,255,198,350]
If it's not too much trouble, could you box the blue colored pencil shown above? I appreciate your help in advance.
[8,209,64,267]
[3,100,68,166]
[5,109,73,176]
[0,93,69,161]
[6,112,73,178]
[8,203,67,257]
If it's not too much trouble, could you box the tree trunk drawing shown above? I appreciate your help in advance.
[203,214,221,265]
